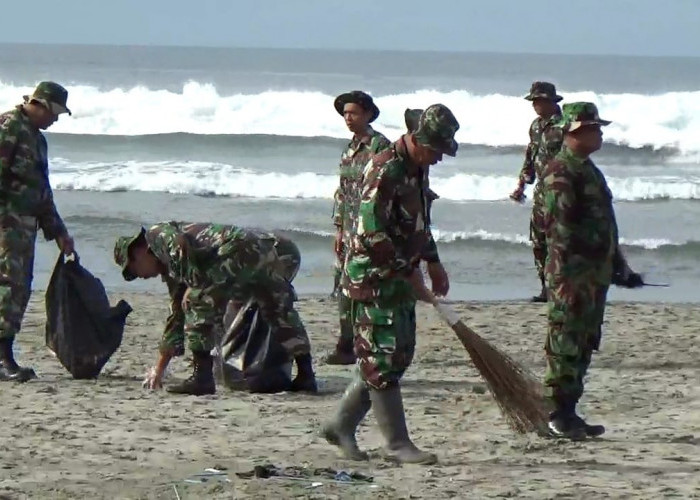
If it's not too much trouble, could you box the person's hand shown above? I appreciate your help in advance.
[142,366,164,390]
[406,268,433,303]
[427,261,449,297]
[56,233,75,255]
[509,186,526,203]
[142,351,173,390]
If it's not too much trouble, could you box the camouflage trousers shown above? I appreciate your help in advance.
[353,299,417,390]
[544,279,609,402]
[0,215,37,340]
[334,251,354,349]
[530,186,547,283]
[185,237,310,357]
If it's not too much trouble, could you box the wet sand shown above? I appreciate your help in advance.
[1,292,700,499]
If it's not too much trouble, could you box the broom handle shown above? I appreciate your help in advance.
[424,290,461,327]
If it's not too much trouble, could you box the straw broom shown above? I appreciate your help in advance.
[427,291,550,434]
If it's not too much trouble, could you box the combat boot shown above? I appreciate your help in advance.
[370,385,437,465]
[325,336,356,365]
[290,353,318,393]
[547,397,587,441]
[321,371,371,461]
[531,276,547,303]
[573,413,606,437]
[167,351,216,396]
[0,338,36,382]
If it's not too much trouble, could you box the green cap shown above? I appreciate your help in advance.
[24,81,72,116]
[113,228,146,281]
[413,104,459,157]
[557,102,611,132]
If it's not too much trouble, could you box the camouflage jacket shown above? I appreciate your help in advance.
[144,221,280,354]
[541,147,624,286]
[333,127,390,244]
[0,106,66,240]
[343,137,436,304]
[519,110,563,190]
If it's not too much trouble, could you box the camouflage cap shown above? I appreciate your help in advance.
[334,90,380,123]
[113,227,146,281]
[557,102,612,132]
[524,81,563,102]
[23,81,72,116]
[413,104,459,157]
[404,108,423,133]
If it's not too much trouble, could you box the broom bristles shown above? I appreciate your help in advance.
[433,300,550,434]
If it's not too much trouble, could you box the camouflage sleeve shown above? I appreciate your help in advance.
[332,184,343,228]
[0,115,18,172]
[421,188,440,263]
[542,161,577,280]
[36,177,67,241]
[371,135,391,154]
[159,277,187,356]
[356,162,410,278]
[518,122,538,184]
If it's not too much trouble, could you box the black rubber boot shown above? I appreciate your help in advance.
[291,353,318,393]
[167,351,216,395]
[370,385,437,465]
[0,338,36,382]
[531,276,547,303]
[547,397,587,441]
[321,372,371,460]
[325,335,356,365]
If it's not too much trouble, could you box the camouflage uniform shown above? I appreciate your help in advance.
[114,223,311,358]
[332,127,390,352]
[520,82,564,289]
[322,104,459,465]
[541,103,623,406]
[0,83,71,344]
[343,105,458,390]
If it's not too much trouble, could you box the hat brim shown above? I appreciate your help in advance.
[568,119,612,132]
[120,227,147,281]
[334,93,380,123]
[23,95,72,116]
[524,93,564,102]
[425,138,458,157]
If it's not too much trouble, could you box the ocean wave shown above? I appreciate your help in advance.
[284,227,699,254]
[49,158,700,201]
[3,81,700,155]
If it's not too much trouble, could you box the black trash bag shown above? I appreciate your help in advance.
[45,254,132,379]
[222,303,292,393]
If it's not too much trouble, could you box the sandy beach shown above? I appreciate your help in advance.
[1,291,700,499]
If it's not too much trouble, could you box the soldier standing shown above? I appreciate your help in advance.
[322,104,458,465]
[0,82,76,381]
[542,102,644,440]
[327,91,390,365]
[510,82,564,302]
[113,222,317,395]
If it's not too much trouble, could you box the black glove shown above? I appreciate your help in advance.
[612,270,644,288]
[626,272,644,288]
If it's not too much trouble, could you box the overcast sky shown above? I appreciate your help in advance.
[2,0,697,57]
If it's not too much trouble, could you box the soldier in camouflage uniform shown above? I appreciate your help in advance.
[113,222,317,396]
[510,82,564,302]
[541,102,644,440]
[328,91,391,365]
[0,82,75,382]
[322,104,458,465]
